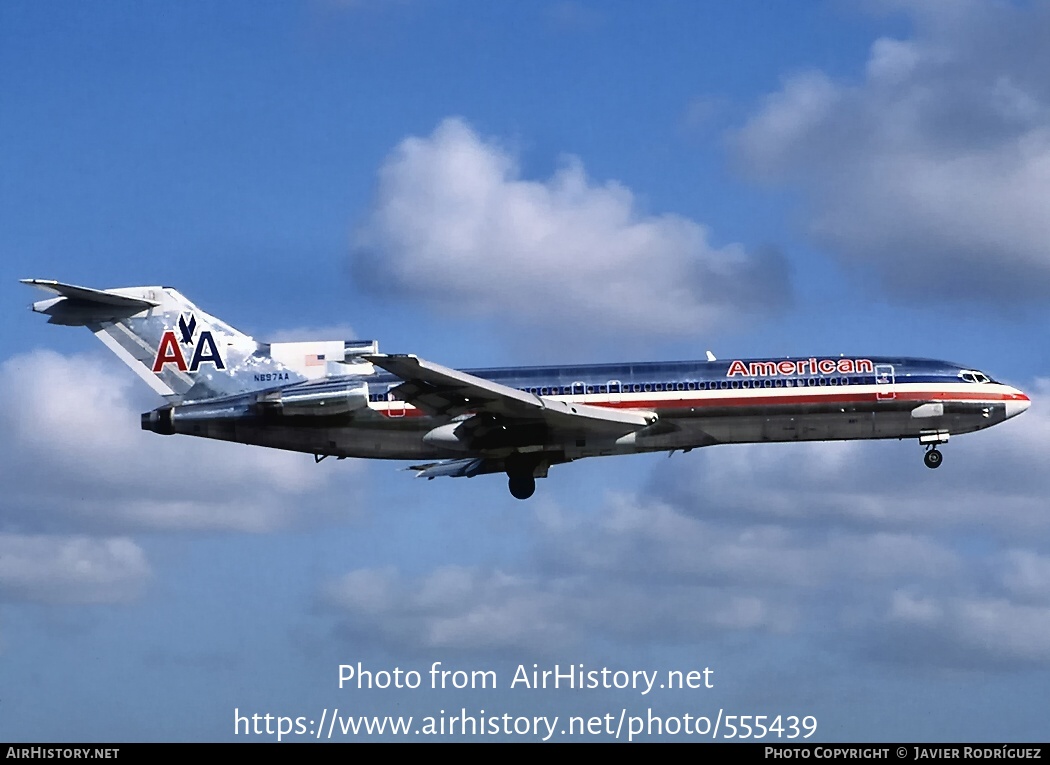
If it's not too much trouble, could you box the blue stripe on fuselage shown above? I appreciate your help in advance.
[362,356,978,400]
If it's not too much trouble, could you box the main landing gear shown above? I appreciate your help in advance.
[923,447,943,469]
[508,473,536,500]
[506,454,539,500]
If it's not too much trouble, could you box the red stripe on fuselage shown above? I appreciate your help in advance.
[371,388,1027,418]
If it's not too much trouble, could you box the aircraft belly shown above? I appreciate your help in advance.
[171,417,440,460]
[679,399,1007,445]
[159,396,1012,463]
[690,412,875,444]
[521,396,1013,459]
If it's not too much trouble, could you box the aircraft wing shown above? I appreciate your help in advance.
[366,354,657,435]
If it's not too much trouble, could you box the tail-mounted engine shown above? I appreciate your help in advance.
[254,381,370,418]
[141,381,371,435]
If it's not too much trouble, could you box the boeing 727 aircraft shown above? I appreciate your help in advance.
[23,279,1031,499]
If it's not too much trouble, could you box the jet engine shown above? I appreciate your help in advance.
[255,381,370,418]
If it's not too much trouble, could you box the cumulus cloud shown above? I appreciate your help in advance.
[325,375,1050,669]
[353,118,789,344]
[323,491,972,656]
[323,489,972,655]
[0,350,359,533]
[327,565,580,652]
[654,377,1050,538]
[872,591,1050,669]
[326,554,794,655]
[646,379,1050,667]
[326,484,1050,667]
[0,534,149,604]
[731,2,1050,302]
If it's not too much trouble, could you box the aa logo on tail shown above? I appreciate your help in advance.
[152,314,226,373]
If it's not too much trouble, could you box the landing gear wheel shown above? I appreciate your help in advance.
[508,474,536,500]
[924,449,943,469]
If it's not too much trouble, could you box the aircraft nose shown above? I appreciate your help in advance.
[1005,392,1031,419]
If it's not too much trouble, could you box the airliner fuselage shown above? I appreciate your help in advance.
[24,279,1031,499]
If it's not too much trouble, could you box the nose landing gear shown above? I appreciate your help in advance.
[919,431,949,470]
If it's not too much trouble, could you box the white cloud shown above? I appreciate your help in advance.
[653,379,1050,538]
[999,550,1050,605]
[353,118,788,343]
[732,3,1050,301]
[323,492,967,654]
[324,375,1050,668]
[644,379,1050,668]
[884,592,1050,667]
[0,350,359,532]
[327,557,797,653]
[0,534,149,604]
[327,565,579,651]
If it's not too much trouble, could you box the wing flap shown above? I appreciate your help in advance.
[367,354,656,436]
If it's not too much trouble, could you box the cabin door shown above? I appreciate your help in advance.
[875,364,895,400]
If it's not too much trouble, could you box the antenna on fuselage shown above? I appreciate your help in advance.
[706,350,716,362]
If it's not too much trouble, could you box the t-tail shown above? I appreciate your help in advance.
[22,279,377,403]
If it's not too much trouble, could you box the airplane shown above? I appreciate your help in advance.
[23,279,1031,499]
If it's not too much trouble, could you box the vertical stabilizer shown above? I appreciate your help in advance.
[22,279,308,402]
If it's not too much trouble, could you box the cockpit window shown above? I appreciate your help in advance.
[959,370,993,384]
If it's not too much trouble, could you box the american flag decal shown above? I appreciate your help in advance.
[305,354,326,366]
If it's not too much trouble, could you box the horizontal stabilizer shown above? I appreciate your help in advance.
[22,279,160,310]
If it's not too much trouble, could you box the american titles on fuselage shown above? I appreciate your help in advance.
[726,357,874,378]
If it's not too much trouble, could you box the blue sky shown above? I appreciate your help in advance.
[3,0,1050,742]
